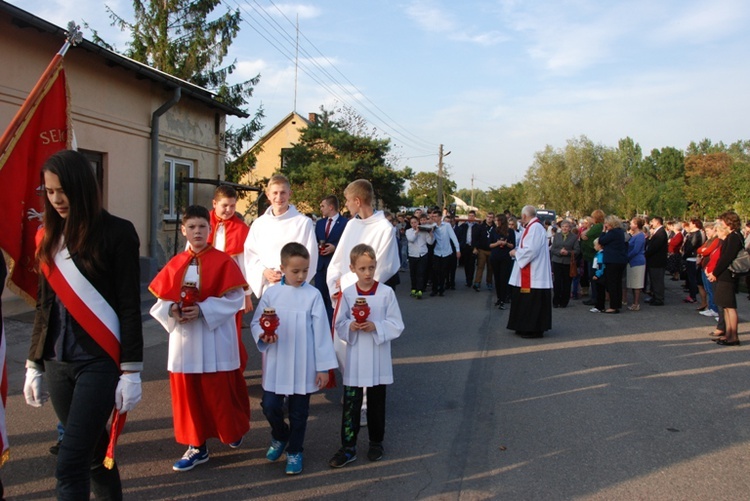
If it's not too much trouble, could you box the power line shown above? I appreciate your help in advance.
[223,0,437,154]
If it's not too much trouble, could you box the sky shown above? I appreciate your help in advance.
[10,0,750,192]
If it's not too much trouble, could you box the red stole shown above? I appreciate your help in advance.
[519,218,542,293]
[208,211,249,257]
[149,245,247,303]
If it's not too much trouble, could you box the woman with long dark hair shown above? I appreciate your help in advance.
[26,150,143,499]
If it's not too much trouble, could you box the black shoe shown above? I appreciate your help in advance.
[429,291,438,297]
[649,300,664,306]
[716,339,740,346]
[49,440,62,456]
[495,299,502,306]
[472,284,480,291]
[497,302,505,310]
[644,297,653,303]
[367,442,384,461]
[329,448,357,468]
[519,331,543,339]
[582,300,594,306]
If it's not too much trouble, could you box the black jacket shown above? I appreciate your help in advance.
[645,226,668,268]
[30,212,144,371]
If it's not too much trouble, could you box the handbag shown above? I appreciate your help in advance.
[729,248,750,276]
[569,251,578,278]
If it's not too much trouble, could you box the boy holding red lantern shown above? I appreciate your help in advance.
[328,244,404,468]
[250,242,337,475]
[149,205,250,472]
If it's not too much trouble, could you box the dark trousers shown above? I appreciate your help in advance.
[445,252,457,289]
[594,275,606,310]
[491,257,512,302]
[588,262,599,301]
[648,266,665,302]
[605,262,626,310]
[552,261,573,307]
[461,245,476,285]
[45,358,122,501]
[261,391,311,454]
[685,260,698,300]
[341,385,386,449]
[431,255,449,293]
[313,266,333,323]
[408,254,428,292]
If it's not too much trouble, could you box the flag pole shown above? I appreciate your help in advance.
[0,22,82,161]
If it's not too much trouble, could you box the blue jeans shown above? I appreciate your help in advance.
[261,391,310,454]
[701,269,717,312]
[45,358,122,501]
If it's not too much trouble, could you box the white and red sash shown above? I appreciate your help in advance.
[41,242,121,363]
[519,218,542,293]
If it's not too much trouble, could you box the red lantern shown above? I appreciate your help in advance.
[180,282,199,308]
[260,307,280,337]
[352,297,370,323]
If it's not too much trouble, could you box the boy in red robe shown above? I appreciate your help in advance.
[208,185,252,369]
[149,205,250,472]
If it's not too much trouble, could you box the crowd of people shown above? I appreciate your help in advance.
[14,149,750,499]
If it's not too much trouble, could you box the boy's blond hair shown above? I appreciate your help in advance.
[267,174,291,191]
[344,179,374,206]
[350,243,376,265]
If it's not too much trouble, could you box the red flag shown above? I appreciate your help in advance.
[0,54,71,304]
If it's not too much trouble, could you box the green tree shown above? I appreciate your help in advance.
[281,109,412,212]
[524,136,623,217]
[636,147,686,218]
[407,171,456,209]
[93,0,264,181]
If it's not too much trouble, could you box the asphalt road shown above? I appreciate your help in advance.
[2,272,750,500]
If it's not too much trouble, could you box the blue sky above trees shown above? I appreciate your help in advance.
[16,0,750,191]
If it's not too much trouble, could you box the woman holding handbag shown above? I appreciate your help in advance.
[707,211,744,346]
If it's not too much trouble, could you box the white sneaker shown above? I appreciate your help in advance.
[709,310,719,317]
[699,310,712,316]
[589,307,601,313]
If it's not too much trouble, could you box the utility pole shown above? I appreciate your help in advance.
[437,144,444,209]
[470,173,475,209]
[437,144,451,209]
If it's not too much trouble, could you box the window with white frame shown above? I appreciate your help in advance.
[163,157,194,220]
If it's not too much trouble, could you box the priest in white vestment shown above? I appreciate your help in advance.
[507,205,553,338]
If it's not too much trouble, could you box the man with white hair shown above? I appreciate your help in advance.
[507,205,553,338]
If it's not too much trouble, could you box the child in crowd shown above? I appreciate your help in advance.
[405,215,433,299]
[149,205,250,472]
[251,243,337,475]
[590,238,606,313]
[244,174,317,299]
[328,244,404,468]
[208,185,252,369]
[326,179,401,424]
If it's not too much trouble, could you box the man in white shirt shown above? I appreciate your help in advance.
[428,208,460,297]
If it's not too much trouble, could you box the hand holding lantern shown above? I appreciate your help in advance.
[259,307,280,343]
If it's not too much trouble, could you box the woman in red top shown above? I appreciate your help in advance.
[666,222,684,281]
[697,222,720,319]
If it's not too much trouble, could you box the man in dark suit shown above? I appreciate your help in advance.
[645,216,668,305]
[455,210,480,286]
[315,195,348,322]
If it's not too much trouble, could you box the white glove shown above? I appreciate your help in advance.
[24,366,48,407]
[115,372,142,414]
